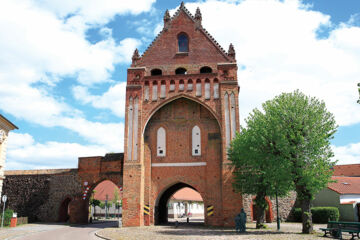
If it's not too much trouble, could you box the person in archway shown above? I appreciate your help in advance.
[239,208,247,233]
[235,213,241,233]
[235,208,246,233]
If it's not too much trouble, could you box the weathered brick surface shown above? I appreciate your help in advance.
[242,192,297,223]
[122,4,242,227]
[2,169,81,222]
[2,153,123,224]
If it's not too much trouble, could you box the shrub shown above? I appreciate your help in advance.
[312,207,339,223]
[293,208,302,222]
[293,207,339,223]
[0,209,14,226]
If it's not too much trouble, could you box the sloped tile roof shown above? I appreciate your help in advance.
[171,187,203,201]
[328,176,360,194]
[333,164,360,177]
[93,180,121,201]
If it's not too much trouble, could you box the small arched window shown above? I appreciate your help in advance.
[160,80,166,99]
[179,80,184,91]
[151,69,162,76]
[144,82,149,101]
[157,127,166,157]
[213,79,219,99]
[187,79,193,91]
[152,81,158,101]
[178,33,189,52]
[192,125,201,156]
[200,66,212,74]
[205,79,210,100]
[196,79,202,97]
[170,80,175,91]
[175,67,187,75]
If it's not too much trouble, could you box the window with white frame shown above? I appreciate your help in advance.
[157,127,166,157]
[192,125,201,156]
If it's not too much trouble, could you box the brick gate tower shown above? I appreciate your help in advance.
[122,2,242,227]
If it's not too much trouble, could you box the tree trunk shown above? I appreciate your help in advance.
[255,204,266,229]
[301,198,313,234]
[255,193,267,229]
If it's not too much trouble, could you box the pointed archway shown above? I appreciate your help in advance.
[58,197,71,222]
[155,182,203,225]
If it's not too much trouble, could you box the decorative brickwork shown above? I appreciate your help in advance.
[1,4,299,227]
[122,3,241,227]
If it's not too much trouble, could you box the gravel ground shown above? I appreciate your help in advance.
[96,222,354,240]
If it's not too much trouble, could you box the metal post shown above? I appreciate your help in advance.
[1,201,5,228]
[276,189,280,231]
[105,194,108,219]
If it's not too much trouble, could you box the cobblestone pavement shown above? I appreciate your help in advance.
[0,220,117,240]
[0,223,66,240]
[97,222,356,240]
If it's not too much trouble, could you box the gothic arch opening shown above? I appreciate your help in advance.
[143,97,221,156]
[58,197,72,222]
[155,182,204,225]
[88,180,122,222]
[143,97,221,226]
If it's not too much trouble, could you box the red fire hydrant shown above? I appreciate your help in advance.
[10,213,17,227]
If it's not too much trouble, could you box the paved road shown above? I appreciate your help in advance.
[2,221,117,240]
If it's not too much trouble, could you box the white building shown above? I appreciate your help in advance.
[313,176,360,221]
[168,187,204,219]
[0,114,18,199]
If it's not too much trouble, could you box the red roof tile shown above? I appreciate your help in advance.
[171,188,203,201]
[333,164,360,177]
[93,180,121,201]
[328,176,360,194]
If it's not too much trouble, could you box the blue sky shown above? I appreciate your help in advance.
[0,0,360,169]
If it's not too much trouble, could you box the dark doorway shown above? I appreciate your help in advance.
[58,197,71,222]
[155,182,203,225]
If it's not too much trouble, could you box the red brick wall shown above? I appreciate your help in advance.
[122,4,242,227]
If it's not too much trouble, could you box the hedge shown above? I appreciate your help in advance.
[0,209,14,226]
[293,207,340,223]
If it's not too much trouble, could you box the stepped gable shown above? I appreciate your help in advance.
[135,2,235,68]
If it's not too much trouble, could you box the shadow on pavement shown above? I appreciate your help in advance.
[155,223,299,237]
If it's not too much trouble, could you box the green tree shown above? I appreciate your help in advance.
[357,83,360,104]
[89,190,100,219]
[112,187,121,216]
[232,90,337,233]
[229,101,293,228]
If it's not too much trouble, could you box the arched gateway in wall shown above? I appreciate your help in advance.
[122,3,242,227]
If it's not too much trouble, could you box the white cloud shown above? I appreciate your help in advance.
[179,0,360,126]
[33,0,156,25]
[332,143,360,165]
[59,117,124,151]
[72,82,127,118]
[0,0,143,158]
[6,132,109,170]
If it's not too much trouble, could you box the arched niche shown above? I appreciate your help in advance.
[200,66,212,74]
[151,68,162,76]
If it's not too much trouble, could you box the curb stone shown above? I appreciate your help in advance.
[95,230,113,240]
